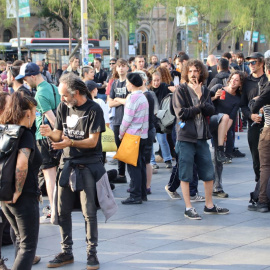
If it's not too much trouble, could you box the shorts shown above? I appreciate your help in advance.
[37,139,59,170]
[144,127,156,164]
[209,113,224,134]
[175,140,214,183]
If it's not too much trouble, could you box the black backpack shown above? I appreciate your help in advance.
[0,125,26,201]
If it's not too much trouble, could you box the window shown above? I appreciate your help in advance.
[235,38,240,51]
[136,31,148,58]
[217,33,221,51]
[3,30,12,42]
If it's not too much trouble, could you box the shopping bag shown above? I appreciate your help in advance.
[102,126,117,152]
[113,133,140,166]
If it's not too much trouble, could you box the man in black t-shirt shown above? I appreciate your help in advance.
[108,58,129,183]
[40,73,105,270]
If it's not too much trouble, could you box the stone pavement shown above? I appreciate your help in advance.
[3,130,270,270]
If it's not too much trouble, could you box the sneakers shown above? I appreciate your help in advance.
[212,190,229,198]
[165,185,181,199]
[33,256,41,265]
[190,193,205,202]
[47,252,74,268]
[0,257,10,270]
[152,164,159,169]
[112,175,127,184]
[121,197,142,205]
[248,202,269,213]
[165,160,173,169]
[108,159,118,165]
[184,208,202,220]
[224,153,232,164]
[232,148,246,158]
[204,204,229,215]
[87,254,100,270]
[40,213,51,224]
[217,149,229,163]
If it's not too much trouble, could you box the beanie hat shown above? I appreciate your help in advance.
[126,72,143,87]
[85,80,99,92]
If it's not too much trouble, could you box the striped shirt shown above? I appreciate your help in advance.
[120,90,149,139]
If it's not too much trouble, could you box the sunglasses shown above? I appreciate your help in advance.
[0,82,4,86]
[248,60,257,65]
[109,62,116,65]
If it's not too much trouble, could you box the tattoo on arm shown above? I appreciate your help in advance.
[19,148,31,159]
[15,168,28,193]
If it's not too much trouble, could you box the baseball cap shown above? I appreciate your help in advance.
[85,80,99,92]
[246,52,264,60]
[15,63,40,80]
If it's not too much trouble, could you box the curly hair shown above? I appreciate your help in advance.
[181,59,208,84]
[227,70,246,95]
[0,92,10,124]
[156,66,172,85]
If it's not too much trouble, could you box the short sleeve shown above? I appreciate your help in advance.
[88,104,106,134]
[109,80,116,99]
[54,102,64,131]
[35,93,53,114]
[18,130,35,151]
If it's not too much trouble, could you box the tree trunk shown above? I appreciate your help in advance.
[248,18,254,55]
[209,26,237,55]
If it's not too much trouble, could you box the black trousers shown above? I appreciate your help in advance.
[248,124,261,182]
[113,125,126,176]
[2,194,39,270]
[127,139,147,200]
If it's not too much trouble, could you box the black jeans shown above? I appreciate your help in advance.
[113,125,126,176]
[248,124,261,182]
[1,194,39,270]
[0,209,8,258]
[58,167,98,255]
[127,139,147,200]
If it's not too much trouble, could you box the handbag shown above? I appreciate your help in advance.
[113,133,140,166]
[101,126,117,152]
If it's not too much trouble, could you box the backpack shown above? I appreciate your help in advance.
[156,93,175,134]
[0,125,26,201]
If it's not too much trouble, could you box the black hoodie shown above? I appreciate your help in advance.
[208,71,230,89]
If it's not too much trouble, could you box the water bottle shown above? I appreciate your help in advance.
[179,121,185,128]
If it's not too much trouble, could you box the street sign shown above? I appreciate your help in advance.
[34,31,40,38]
[129,33,135,45]
[244,31,251,41]
[176,6,198,27]
[252,31,259,42]
[6,0,30,18]
[260,34,266,43]
[88,54,94,63]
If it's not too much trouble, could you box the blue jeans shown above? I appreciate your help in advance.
[2,194,39,270]
[97,93,107,103]
[151,133,172,164]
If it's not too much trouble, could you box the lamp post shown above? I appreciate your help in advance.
[81,0,88,65]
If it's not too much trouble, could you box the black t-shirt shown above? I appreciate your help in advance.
[19,129,42,195]
[94,69,108,95]
[143,91,155,130]
[211,84,241,120]
[109,79,129,125]
[55,99,106,161]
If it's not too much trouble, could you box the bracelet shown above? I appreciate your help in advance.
[71,139,74,147]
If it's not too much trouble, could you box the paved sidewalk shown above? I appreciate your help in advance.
[3,131,270,270]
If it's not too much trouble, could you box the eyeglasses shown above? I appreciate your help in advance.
[248,60,257,65]
[109,62,116,65]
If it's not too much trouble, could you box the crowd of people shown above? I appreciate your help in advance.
[0,48,270,269]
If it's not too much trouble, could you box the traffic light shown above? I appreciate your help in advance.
[240,43,243,51]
